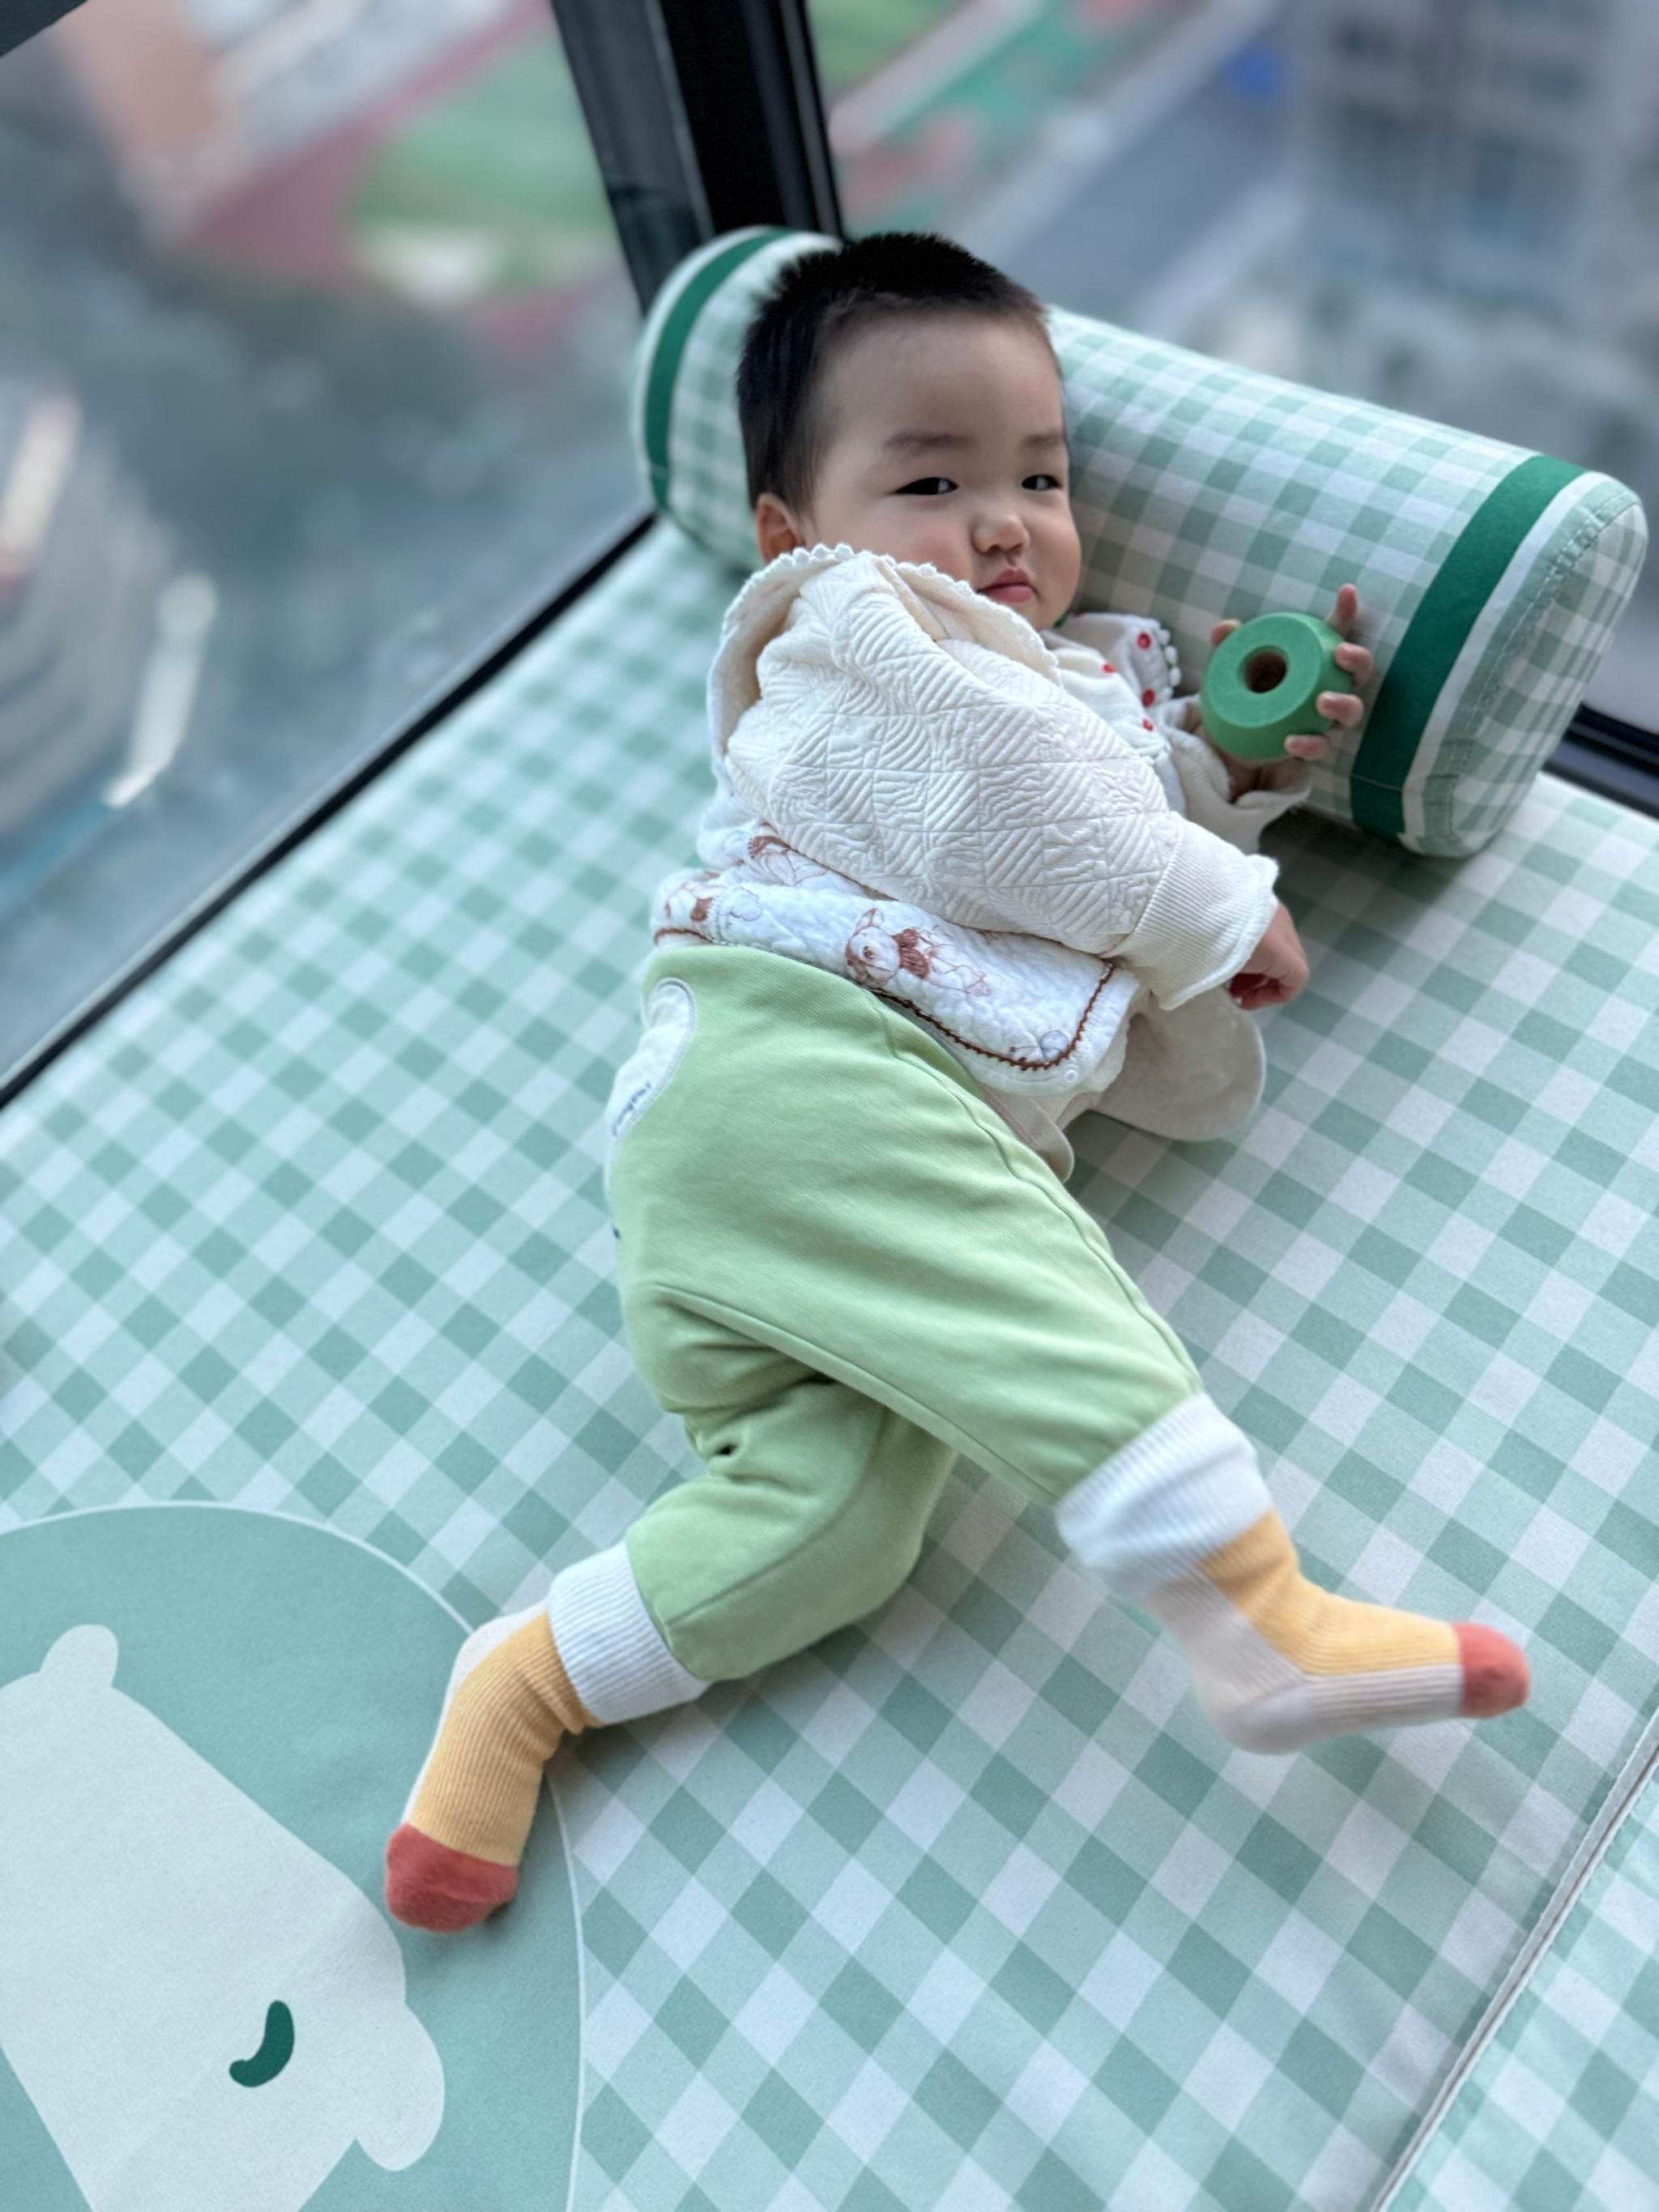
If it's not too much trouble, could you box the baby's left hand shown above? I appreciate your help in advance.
[1204,582,1375,778]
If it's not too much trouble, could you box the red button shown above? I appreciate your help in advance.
[1141,688,1156,706]
[1142,718,1154,730]
[1101,661,1115,673]
[1137,630,1152,649]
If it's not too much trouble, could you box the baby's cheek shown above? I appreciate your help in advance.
[898,522,973,582]
[1045,515,1083,613]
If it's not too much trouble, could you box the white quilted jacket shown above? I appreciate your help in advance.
[652,543,1311,1180]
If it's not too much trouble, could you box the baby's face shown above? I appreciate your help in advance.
[754,313,1083,633]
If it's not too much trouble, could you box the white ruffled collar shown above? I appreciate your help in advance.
[717,539,1064,671]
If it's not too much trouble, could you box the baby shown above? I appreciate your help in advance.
[386,232,1531,1935]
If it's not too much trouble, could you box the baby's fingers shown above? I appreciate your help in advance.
[1209,617,1241,646]
[1284,734,1331,761]
[1335,641,1373,682]
[1318,690,1365,728]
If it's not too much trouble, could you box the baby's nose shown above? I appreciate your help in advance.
[977,518,1027,552]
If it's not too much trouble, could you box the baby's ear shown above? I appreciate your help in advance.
[755,494,804,565]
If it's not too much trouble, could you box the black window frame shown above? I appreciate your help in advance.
[551,0,843,313]
[1550,706,1659,820]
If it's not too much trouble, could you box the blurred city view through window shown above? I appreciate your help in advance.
[3,0,1657,1080]
[0,0,640,1080]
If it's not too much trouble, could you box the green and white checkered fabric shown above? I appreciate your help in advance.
[1444,494,1653,859]
[5,518,1659,2209]
[633,227,1648,861]
[1384,1744,1659,2212]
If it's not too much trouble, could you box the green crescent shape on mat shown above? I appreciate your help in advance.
[229,1998,295,2087]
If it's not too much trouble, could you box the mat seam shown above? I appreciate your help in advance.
[1367,1700,1659,2211]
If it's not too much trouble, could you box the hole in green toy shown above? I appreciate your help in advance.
[1243,649,1288,693]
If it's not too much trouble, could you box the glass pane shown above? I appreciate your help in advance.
[808,0,1659,736]
[0,0,642,1085]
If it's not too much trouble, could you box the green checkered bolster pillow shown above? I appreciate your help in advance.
[630,225,1648,858]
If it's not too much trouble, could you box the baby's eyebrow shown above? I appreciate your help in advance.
[884,430,970,455]
[883,428,1068,455]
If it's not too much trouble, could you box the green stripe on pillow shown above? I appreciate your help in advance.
[1349,453,1584,837]
[644,228,788,514]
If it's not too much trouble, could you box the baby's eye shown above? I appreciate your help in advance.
[1026,474,1064,491]
[898,476,955,497]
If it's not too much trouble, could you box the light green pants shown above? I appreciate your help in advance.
[544,944,1272,1723]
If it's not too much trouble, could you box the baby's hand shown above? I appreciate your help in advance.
[1230,898,1308,1011]
[1205,582,1375,776]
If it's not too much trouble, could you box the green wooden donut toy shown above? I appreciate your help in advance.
[1199,612,1354,762]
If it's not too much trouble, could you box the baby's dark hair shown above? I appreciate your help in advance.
[736,230,1054,515]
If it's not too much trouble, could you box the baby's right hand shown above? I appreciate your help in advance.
[1229,900,1308,1010]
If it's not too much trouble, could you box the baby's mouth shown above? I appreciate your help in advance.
[982,573,1035,605]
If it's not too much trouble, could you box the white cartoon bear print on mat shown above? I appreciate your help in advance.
[0,1625,444,2212]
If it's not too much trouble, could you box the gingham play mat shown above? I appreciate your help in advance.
[3,518,1657,2210]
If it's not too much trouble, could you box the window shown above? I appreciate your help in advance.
[0,0,642,1085]
[4,0,1655,1097]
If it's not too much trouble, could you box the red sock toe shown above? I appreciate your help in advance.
[1455,1623,1530,1720]
[386,1824,519,1933]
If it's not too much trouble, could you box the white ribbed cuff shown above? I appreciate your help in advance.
[1054,1392,1273,1601]
[1120,825,1280,1012]
[547,1542,706,1724]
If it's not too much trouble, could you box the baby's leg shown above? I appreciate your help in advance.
[830,1127,1530,1758]
[756,1083,1529,1756]
[615,1198,1529,1763]
[386,1607,592,1931]
[562,1348,957,1696]
[386,1331,953,1933]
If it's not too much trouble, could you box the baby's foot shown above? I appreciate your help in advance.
[1143,1509,1529,1754]
[386,1606,590,1932]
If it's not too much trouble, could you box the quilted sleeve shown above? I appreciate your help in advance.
[1110,798,1283,1008]
[728,589,1282,1012]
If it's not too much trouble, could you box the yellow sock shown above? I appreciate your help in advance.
[385,1606,591,1932]
[1142,1510,1529,1753]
